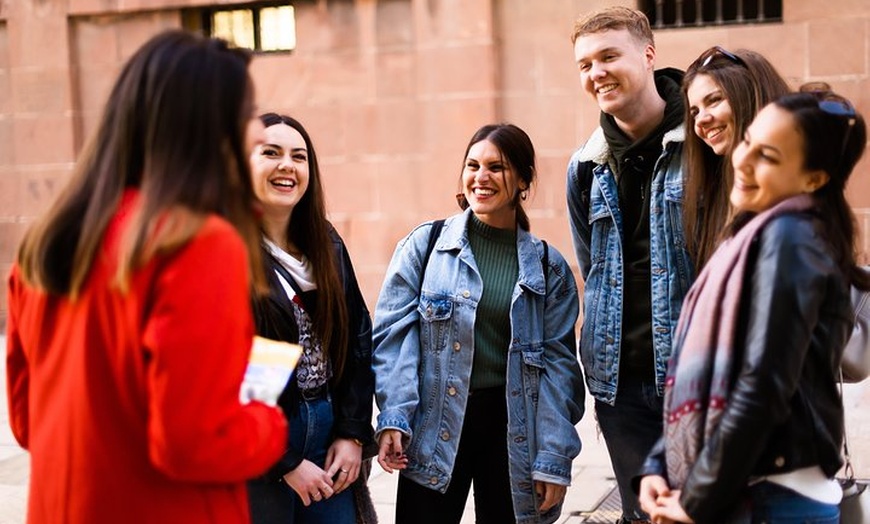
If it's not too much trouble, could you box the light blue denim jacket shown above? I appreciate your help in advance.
[372,209,585,524]
[566,126,694,404]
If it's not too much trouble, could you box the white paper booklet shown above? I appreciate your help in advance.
[239,336,303,406]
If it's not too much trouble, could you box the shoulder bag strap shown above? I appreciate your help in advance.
[420,219,445,287]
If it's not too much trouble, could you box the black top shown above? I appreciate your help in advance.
[600,68,684,381]
[250,225,374,478]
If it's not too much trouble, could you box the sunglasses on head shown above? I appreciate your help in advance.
[799,83,857,174]
[799,83,857,118]
[695,46,748,69]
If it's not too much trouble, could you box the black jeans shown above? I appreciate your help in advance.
[595,379,663,522]
[396,386,516,524]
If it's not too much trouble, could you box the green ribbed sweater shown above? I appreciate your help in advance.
[467,214,518,390]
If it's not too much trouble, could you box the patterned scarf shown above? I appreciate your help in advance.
[664,194,813,488]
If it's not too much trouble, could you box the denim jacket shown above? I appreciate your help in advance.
[372,209,585,524]
[566,126,694,404]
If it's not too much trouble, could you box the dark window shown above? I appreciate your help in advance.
[182,2,296,52]
[638,0,782,29]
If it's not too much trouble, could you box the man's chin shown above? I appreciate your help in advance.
[596,96,624,116]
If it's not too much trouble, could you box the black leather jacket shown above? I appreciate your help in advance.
[252,225,374,479]
[638,212,852,522]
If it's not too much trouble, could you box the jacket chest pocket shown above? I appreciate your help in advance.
[520,346,544,405]
[587,184,617,266]
[418,295,454,351]
[663,182,693,294]
[663,182,686,246]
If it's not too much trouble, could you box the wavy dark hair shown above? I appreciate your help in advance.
[767,91,870,290]
[681,48,789,269]
[258,113,349,380]
[456,123,537,231]
[17,30,265,296]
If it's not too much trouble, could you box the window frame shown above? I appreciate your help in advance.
[184,1,297,54]
[637,0,782,30]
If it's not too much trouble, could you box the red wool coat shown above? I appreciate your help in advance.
[6,193,287,523]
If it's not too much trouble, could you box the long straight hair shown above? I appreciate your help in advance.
[259,113,349,381]
[681,49,789,269]
[17,30,266,297]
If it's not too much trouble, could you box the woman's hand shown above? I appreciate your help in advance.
[534,481,567,512]
[638,475,671,515]
[649,489,694,524]
[282,459,335,506]
[324,438,363,494]
[377,430,408,473]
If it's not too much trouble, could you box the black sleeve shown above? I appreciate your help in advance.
[679,215,837,521]
[329,231,376,445]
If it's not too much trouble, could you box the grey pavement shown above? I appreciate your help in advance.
[2,332,868,523]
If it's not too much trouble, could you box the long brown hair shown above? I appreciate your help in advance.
[681,48,789,269]
[259,113,349,380]
[17,30,266,297]
[771,92,870,290]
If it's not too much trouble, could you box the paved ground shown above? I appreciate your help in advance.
[2,332,868,523]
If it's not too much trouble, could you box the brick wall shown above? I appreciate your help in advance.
[1,0,870,329]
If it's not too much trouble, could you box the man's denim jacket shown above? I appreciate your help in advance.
[372,209,585,524]
[566,126,694,404]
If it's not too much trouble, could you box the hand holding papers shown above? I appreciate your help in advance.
[240,336,303,406]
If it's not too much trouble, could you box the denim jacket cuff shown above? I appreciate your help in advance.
[375,411,411,439]
[531,450,573,484]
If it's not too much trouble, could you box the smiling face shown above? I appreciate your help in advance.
[574,28,655,120]
[687,73,734,156]
[462,139,525,229]
[730,104,828,214]
[250,123,310,220]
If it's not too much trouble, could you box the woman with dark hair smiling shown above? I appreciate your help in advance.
[373,123,584,524]
[245,113,375,524]
[681,46,789,269]
[639,90,870,523]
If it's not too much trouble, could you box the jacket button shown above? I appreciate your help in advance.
[429,476,438,485]
[462,290,470,298]
[774,456,785,468]
[441,431,450,441]
[447,386,457,396]
[453,342,461,351]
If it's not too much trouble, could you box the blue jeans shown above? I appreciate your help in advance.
[595,379,663,522]
[744,481,839,523]
[249,395,357,524]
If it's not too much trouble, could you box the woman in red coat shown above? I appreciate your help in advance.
[5,30,288,523]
